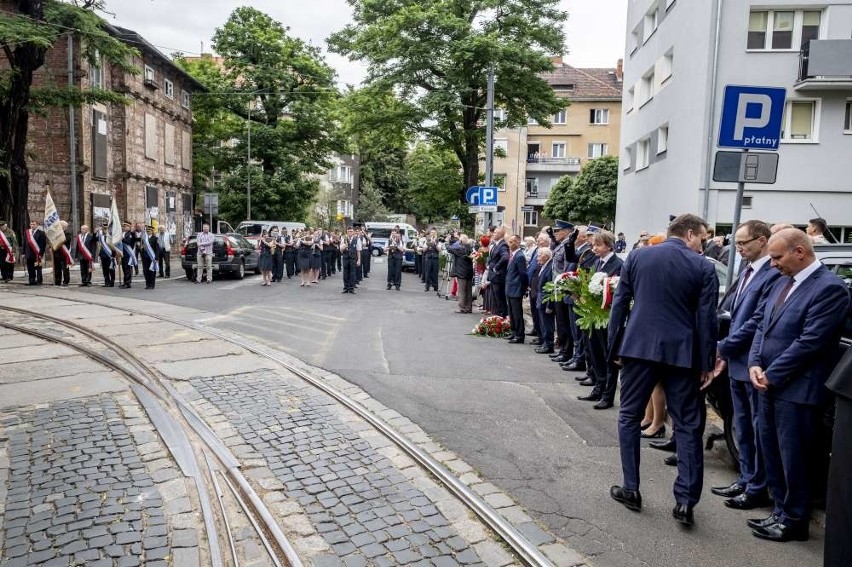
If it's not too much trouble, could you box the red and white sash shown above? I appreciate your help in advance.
[0,231,14,263]
[76,234,94,263]
[25,229,41,262]
[61,245,74,267]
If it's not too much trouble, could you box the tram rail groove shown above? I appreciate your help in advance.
[0,310,303,567]
[1,293,560,567]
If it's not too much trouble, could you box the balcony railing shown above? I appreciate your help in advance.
[797,40,852,90]
[526,156,581,166]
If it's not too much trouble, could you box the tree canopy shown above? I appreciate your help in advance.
[543,156,619,224]
[405,142,465,224]
[329,0,568,202]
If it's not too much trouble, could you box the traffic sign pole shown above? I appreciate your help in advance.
[725,149,747,291]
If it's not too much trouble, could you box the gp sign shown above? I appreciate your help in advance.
[465,185,498,206]
[719,86,786,150]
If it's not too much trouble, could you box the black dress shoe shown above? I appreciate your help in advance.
[725,492,771,510]
[573,374,587,380]
[610,486,642,512]
[710,482,745,498]
[550,355,568,363]
[530,339,542,345]
[664,454,677,466]
[577,393,602,402]
[578,377,596,386]
[505,334,516,340]
[747,514,779,530]
[508,338,525,344]
[563,360,586,371]
[593,400,614,410]
[649,438,677,452]
[387,285,392,290]
[672,504,694,527]
[752,521,808,542]
[535,345,554,354]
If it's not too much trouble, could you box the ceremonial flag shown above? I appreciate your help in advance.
[109,198,123,245]
[0,231,14,263]
[43,191,65,251]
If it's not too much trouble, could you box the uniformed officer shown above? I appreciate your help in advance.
[342,226,361,294]
[141,225,159,289]
[549,220,577,363]
[96,222,116,287]
[120,221,137,288]
[385,228,405,290]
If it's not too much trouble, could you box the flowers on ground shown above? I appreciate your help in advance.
[471,315,511,337]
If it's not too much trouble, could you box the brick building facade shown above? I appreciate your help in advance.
[25,23,202,248]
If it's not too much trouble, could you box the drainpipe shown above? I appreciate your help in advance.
[701,0,724,220]
[68,32,79,233]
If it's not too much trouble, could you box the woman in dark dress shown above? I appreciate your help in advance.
[309,228,323,284]
[297,230,314,287]
[269,226,283,282]
[258,229,274,286]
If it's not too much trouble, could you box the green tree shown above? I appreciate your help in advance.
[356,181,391,222]
[406,143,464,223]
[544,156,619,223]
[329,0,567,201]
[0,0,136,237]
[179,7,343,223]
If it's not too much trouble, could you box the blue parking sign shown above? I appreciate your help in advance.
[719,86,786,150]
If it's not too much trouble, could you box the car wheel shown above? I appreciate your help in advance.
[185,268,194,281]
[372,248,381,257]
[723,411,741,472]
[235,259,245,280]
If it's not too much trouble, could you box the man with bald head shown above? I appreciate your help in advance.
[747,228,850,542]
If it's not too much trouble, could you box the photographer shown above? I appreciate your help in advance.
[447,233,474,313]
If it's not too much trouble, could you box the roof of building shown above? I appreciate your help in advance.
[107,24,206,92]
[540,64,622,101]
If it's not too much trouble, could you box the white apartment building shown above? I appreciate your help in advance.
[616,0,852,242]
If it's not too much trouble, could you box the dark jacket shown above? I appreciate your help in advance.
[447,241,474,280]
[75,233,97,260]
[24,227,47,260]
[505,249,529,298]
[536,259,553,310]
[487,240,509,284]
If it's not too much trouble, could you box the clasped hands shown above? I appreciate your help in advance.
[748,366,770,391]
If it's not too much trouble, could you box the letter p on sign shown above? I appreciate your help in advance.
[719,85,786,150]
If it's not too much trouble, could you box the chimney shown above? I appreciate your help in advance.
[551,55,563,67]
[616,58,624,82]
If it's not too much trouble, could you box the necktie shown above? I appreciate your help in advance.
[596,258,604,272]
[733,265,753,309]
[771,277,795,318]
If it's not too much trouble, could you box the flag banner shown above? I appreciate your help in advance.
[122,242,138,267]
[44,192,65,251]
[76,234,94,263]
[0,231,14,263]
[109,199,123,245]
[141,232,157,271]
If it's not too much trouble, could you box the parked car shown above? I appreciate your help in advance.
[180,233,260,280]
[235,220,306,247]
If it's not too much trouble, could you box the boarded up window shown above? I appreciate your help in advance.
[164,123,175,166]
[144,113,157,160]
[181,130,191,170]
[92,110,108,179]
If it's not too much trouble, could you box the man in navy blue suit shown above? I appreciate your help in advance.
[713,220,780,509]
[535,247,555,352]
[608,214,719,526]
[505,234,529,344]
[577,230,624,409]
[486,227,510,318]
[747,228,850,542]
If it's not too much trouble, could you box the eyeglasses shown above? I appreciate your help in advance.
[735,236,761,247]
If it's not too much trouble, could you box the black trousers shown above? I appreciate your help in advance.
[507,296,525,339]
[53,252,70,286]
[335,249,342,271]
[387,254,402,288]
[121,259,133,286]
[361,249,370,277]
[554,302,573,355]
[284,250,296,278]
[158,250,170,277]
[100,257,115,286]
[342,255,358,291]
[415,254,423,276]
[323,249,335,275]
[26,258,42,284]
[588,328,619,402]
[1,259,14,281]
[826,395,852,567]
[423,255,439,290]
[272,252,283,281]
[79,259,92,285]
[142,257,156,288]
[490,281,508,317]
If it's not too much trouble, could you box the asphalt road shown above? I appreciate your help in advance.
[74,259,824,567]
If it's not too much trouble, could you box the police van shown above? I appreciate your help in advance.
[364,222,418,256]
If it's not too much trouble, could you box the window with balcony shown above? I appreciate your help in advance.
[588,143,608,158]
[748,10,821,51]
[554,109,567,124]
[781,99,819,142]
[636,138,650,170]
[844,101,852,134]
[524,210,539,227]
[590,109,610,125]
[525,178,538,198]
[164,79,174,99]
[552,142,566,158]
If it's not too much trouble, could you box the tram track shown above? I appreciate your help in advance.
[0,291,559,567]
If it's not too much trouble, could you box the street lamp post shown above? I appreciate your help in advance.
[246,101,252,220]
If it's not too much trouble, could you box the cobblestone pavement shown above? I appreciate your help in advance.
[191,371,494,567]
[0,394,203,567]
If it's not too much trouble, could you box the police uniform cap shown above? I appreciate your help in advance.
[553,219,574,231]
[587,222,602,234]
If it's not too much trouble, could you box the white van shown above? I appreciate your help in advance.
[365,222,418,257]
[236,220,306,244]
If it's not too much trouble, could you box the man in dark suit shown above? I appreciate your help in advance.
[24,220,47,285]
[120,221,137,288]
[825,342,852,566]
[447,234,474,312]
[535,247,555,352]
[747,228,850,542]
[549,220,577,362]
[561,226,598,372]
[712,220,780,509]
[487,227,510,319]
[577,230,623,410]
[75,224,97,287]
[505,234,529,344]
[608,214,719,526]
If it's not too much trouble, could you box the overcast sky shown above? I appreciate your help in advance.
[101,0,627,86]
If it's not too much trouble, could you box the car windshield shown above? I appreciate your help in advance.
[237,224,263,237]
